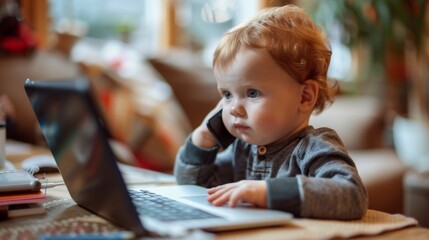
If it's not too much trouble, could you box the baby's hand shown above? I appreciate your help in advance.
[191,101,223,149]
[207,180,267,208]
[191,124,217,149]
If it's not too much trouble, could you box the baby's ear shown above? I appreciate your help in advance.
[299,79,318,112]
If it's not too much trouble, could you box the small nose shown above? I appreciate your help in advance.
[229,102,245,118]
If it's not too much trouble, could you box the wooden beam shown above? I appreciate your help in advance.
[160,0,179,51]
[20,0,49,49]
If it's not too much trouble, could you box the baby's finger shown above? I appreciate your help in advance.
[207,182,236,194]
[207,184,235,202]
[228,188,245,208]
[211,189,234,206]
[207,186,221,194]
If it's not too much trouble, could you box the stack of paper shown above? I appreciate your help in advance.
[0,170,47,218]
[0,190,47,218]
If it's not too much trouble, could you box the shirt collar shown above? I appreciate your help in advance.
[251,126,314,156]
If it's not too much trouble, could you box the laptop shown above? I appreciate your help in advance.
[24,78,292,236]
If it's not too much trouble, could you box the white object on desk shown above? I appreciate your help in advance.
[21,155,58,173]
[393,116,429,172]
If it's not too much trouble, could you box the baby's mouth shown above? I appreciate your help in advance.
[233,123,250,131]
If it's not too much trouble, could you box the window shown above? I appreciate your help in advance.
[49,0,162,55]
[174,0,259,65]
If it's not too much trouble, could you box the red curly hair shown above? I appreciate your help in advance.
[213,5,337,113]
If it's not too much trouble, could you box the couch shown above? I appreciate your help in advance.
[309,96,407,214]
[1,48,407,214]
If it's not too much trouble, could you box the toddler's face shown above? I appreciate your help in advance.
[214,48,307,146]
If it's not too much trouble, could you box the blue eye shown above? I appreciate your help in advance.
[223,91,232,99]
[247,89,260,98]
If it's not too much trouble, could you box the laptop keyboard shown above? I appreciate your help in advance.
[129,189,221,222]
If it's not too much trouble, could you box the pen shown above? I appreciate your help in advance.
[39,231,135,240]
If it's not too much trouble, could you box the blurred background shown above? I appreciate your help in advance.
[0,0,429,171]
[0,0,429,220]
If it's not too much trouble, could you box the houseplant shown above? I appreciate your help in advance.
[302,0,429,172]
[303,0,427,111]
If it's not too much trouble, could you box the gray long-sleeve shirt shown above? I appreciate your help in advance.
[174,126,368,220]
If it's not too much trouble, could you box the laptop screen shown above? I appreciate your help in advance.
[24,79,146,235]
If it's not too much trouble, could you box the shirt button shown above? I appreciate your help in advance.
[258,146,267,155]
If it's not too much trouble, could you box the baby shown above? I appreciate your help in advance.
[174,5,368,220]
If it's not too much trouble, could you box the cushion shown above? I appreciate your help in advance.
[147,49,220,130]
[80,61,192,172]
[310,96,385,150]
[351,149,407,213]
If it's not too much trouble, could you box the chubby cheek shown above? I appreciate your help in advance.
[247,106,276,131]
[250,107,293,142]
[252,113,279,133]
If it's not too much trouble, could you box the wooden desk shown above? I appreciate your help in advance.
[2,140,429,240]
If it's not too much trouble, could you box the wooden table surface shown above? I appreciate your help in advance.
[3,140,429,240]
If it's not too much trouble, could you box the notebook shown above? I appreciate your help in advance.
[24,78,292,236]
